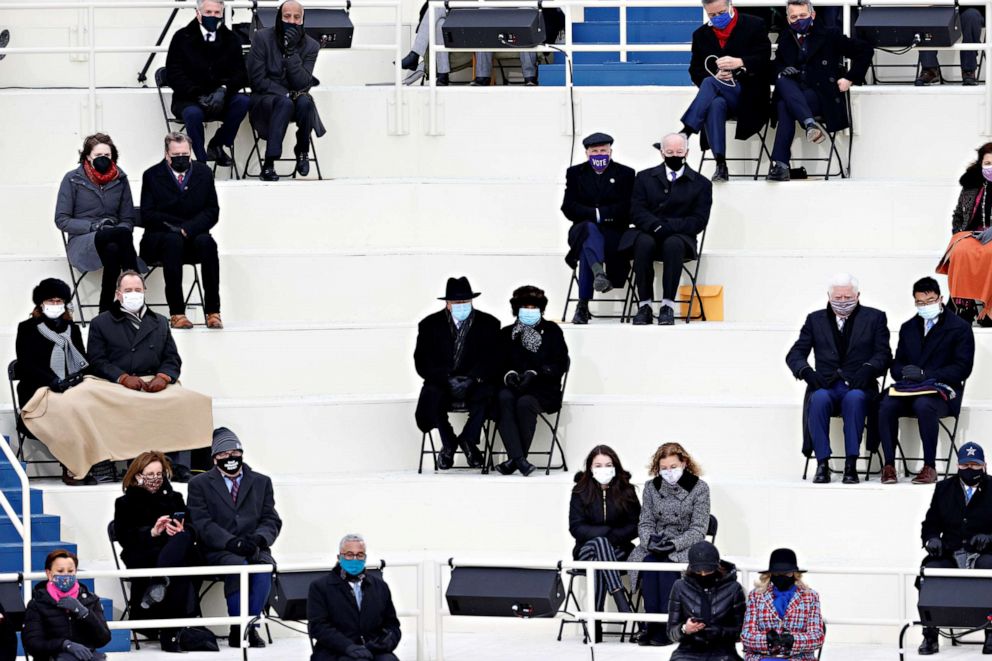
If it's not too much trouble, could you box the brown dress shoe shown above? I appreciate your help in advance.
[881,464,898,485]
[170,314,194,329]
[206,313,224,329]
[915,67,941,86]
[912,465,938,485]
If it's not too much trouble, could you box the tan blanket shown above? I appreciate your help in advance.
[21,376,213,477]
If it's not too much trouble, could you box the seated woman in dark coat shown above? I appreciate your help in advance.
[667,541,745,661]
[22,549,112,661]
[113,451,199,653]
[54,133,138,312]
[494,285,570,477]
[569,444,640,642]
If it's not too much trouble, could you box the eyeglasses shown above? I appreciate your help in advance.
[215,451,243,459]
[914,297,940,307]
[340,553,367,560]
[140,472,163,480]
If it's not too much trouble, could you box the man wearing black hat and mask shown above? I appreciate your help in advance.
[917,441,992,655]
[414,277,501,469]
[164,0,249,166]
[247,0,325,182]
[187,428,283,649]
[561,132,636,325]
[139,132,224,330]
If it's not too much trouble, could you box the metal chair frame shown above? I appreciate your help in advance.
[6,360,60,469]
[784,91,853,180]
[242,119,323,181]
[697,120,773,180]
[418,403,492,474]
[623,228,708,324]
[560,266,636,324]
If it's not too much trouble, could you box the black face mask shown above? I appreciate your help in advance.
[959,468,984,487]
[694,572,718,588]
[770,574,797,591]
[201,15,222,32]
[282,22,304,43]
[217,455,243,476]
[92,155,113,174]
[170,155,191,173]
[664,155,685,172]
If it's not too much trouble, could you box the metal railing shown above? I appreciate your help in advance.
[0,436,31,600]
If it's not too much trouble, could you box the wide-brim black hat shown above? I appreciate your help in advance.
[32,278,71,306]
[762,548,804,574]
[439,276,481,301]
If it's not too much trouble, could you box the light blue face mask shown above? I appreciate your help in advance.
[917,302,941,321]
[339,557,366,576]
[518,308,542,326]
[450,303,472,322]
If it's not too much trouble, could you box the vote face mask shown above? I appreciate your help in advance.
[829,299,857,317]
[770,574,797,591]
[121,292,145,313]
[450,303,472,322]
[790,16,813,33]
[218,454,243,476]
[170,155,191,173]
[589,154,610,174]
[592,466,615,485]
[200,15,222,32]
[518,308,542,326]
[664,155,685,172]
[709,10,734,29]
[660,467,684,485]
[42,303,66,319]
[959,467,984,486]
[51,574,77,593]
[982,166,992,183]
[92,155,113,174]
[917,302,941,321]
[340,558,366,576]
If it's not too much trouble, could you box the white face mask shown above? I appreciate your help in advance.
[121,291,145,313]
[660,467,684,485]
[917,302,941,321]
[42,303,65,319]
[592,466,615,485]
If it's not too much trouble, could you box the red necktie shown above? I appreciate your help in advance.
[177,174,185,187]
[230,479,239,504]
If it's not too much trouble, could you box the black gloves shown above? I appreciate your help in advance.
[901,365,925,383]
[848,365,876,391]
[647,534,674,555]
[969,534,992,552]
[199,87,226,114]
[92,217,118,231]
[780,66,800,78]
[504,371,521,388]
[448,376,475,400]
[58,596,90,620]
[518,370,537,390]
[226,537,258,557]
[282,24,303,54]
[50,373,84,393]
[766,629,782,652]
[925,537,943,558]
[344,644,373,659]
[779,631,795,654]
[252,534,270,551]
[366,631,398,653]
[766,629,794,655]
[62,641,93,660]
[800,367,827,390]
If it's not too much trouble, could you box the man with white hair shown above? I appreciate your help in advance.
[621,133,713,325]
[785,273,891,484]
[308,534,402,661]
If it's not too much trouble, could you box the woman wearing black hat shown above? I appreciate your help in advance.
[741,549,823,661]
[493,285,570,476]
[666,541,746,661]
[14,278,97,485]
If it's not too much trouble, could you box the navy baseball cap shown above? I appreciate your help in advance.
[958,442,985,464]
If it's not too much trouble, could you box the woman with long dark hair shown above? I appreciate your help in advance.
[568,445,641,616]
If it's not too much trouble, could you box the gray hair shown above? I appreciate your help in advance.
[827,272,859,296]
[786,0,814,11]
[660,132,689,152]
[164,132,191,151]
[339,533,366,552]
[702,0,729,5]
[197,0,225,10]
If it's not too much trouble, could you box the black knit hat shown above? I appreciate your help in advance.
[510,285,548,315]
[32,278,71,306]
[687,541,720,573]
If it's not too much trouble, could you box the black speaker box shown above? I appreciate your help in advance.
[855,7,961,48]
[0,581,24,629]
[442,8,546,49]
[268,569,383,620]
[918,575,992,628]
[253,8,354,49]
[446,567,564,617]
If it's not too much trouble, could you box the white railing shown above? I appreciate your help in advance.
[0,436,31,600]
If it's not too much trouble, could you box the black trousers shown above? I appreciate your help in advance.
[141,231,220,315]
[415,382,493,452]
[311,650,398,661]
[632,232,686,302]
[252,94,316,160]
[93,226,139,312]
[496,387,553,460]
[878,394,950,467]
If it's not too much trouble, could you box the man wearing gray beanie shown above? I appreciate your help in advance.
[187,427,282,649]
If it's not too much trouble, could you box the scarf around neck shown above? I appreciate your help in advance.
[83,159,119,187]
[771,585,797,619]
[36,321,88,381]
[511,320,542,353]
[712,10,739,48]
[449,310,474,370]
[47,579,81,603]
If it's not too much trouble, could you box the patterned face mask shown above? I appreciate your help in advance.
[138,476,163,493]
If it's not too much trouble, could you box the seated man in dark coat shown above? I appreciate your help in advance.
[786,273,891,484]
[247,0,325,181]
[165,0,249,165]
[622,134,712,326]
[140,132,223,330]
[878,277,975,485]
[308,534,402,661]
[561,132,636,324]
[767,0,872,181]
[917,442,992,655]
[188,428,283,649]
[680,0,771,182]
[414,276,500,470]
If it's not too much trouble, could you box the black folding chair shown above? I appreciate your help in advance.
[697,119,773,180]
[61,231,101,326]
[418,402,492,474]
[154,67,240,180]
[242,117,323,180]
[484,360,571,476]
[882,381,966,479]
[799,378,885,482]
[107,521,144,650]
[6,360,60,469]
[870,51,986,85]
[560,266,636,324]
[786,91,853,180]
[142,260,207,325]
[624,228,708,324]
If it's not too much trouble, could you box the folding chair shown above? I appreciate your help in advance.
[6,360,60,470]
[107,521,144,650]
[560,266,636,324]
[697,119,773,180]
[787,91,853,180]
[870,44,986,85]
[242,118,323,180]
[885,403,964,480]
[61,232,101,326]
[556,568,631,644]
[154,67,240,180]
[141,261,207,325]
[484,360,571,476]
[418,402,493,474]
[624,228,708,324]
[799,379,884,482]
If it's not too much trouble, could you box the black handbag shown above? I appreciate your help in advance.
[176,626,219,652]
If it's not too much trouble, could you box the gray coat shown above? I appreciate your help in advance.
[628,473,711,584]
[246,27,325,139]
[86,302,182,382]
[54,165,137,272]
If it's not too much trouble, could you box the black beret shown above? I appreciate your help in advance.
[582,132,614,149]
[32,278,71,306]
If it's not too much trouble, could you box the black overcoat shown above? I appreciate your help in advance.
[498,319,569,410]
[307,567,402,656]
[667,561,746,661]
[86,303,182,383]
[890,311,975,414]
[139,160,219,237]
[620,165,712,259]
[568,471,641,559]
[561,160,636,274]
[14,317,88,407]
[113,482,190,568]
[921,473,992,554]
[22,581,112,660]
[165,19,249,115]
[414,309,501,387]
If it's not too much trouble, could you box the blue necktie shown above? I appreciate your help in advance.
[966,487,974,504]
[925,318,935,335]
[670,172,677,183]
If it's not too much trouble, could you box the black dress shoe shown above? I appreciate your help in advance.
[523,76,538,86]
[631,304,653,325]
[572,301,591,325]
[295,150,310,177]
[437,73,450,86]
[206,142,233,167]
[657,306,675,326]
[593,272,612,293]
[401,50,420,70]
[470,77,491,86]
[228,625,241,648]
[516,457,536,477]
[495,459,517,475]
[918,628,939,655]
[813,460,831,484]
[842,456,860,484]
[260,164,279,182]
[436,448,455,470]
[767,161,790,182]
[247,627,266,648]
[712,163,729,182]
[458,440,484,468]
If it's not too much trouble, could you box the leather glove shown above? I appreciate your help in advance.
[801,367,827,390]
[57,596,90,620]
[226,537,258,557]
[780,66,800,78]
[62,641,94,660]
[969,533,992,552]
[925,537,943,558]
[282,24,303,54]
[92,217,118,231]
[901,365,925,383]
[518,370,537,390]
[50,373,84,393]
[647,534,674,555]
[205,86,226,113]
[848,365,876,391]
[766,629,782,652]
[252,534,270,550]
[779,631,795,654]
[504,371,521,388]
[344,644,373,660]
[118,374,145,391]
[144,374,170,393]
[448,376,474,400]
[366,631,397,653]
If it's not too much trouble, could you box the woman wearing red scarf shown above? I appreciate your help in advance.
[55,133,139,312]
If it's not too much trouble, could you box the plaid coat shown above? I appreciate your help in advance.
[740,586,824,661]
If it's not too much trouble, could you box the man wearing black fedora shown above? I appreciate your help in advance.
[414,277,501,469]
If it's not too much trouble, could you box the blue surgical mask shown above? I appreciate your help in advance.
[450,303,472,322]
[917,302,941,321]
[709,10,734,29]
[340,557,366,576]
[589,154,610,174]
[518,308,542,326]
[51,574,77,593]
[790,16,813,33]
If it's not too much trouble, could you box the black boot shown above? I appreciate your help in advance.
[612,588,632,613]
[572,300,591,325]
[983,627,992,654]
[918,627,939,655]
[813,460,831,484]
[260,159,278,182]
[842,456,860,484]
[593,621,603,644]
[457,438,483,468]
